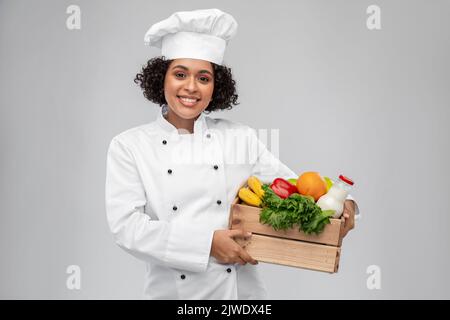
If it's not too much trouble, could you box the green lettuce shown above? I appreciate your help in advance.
[260,184,334,235]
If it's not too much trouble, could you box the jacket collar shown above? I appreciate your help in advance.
[156,104,208,135]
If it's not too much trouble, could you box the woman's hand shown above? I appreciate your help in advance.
[341,200,356,238]
[210,229,258,265]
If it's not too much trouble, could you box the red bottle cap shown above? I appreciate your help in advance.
[339,175,354,185]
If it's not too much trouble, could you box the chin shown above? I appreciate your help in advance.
[172,104,206,119]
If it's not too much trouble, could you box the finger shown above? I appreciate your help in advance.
[342,229,349,238]
[229,229,252,239]
[350,220,355,229]
[347,216,354,228]
[344,219,354,234]
[349,213,355,226]
[344,217,351,229]
[343,212,350,218]
[345,202,355,215]
[235,256,247,266]
[345,200,355,210]
[239,249,258,265]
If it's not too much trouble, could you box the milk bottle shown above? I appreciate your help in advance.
[316,175,354,218]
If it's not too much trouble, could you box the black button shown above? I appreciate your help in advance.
[180,274,186,280]
[167,169,172,174]
[173,206,178,211]
[213,165,219,170]
[226,268,232,273]
[162,140,167,145]
[206,133,211,139]
[217,200,222,205]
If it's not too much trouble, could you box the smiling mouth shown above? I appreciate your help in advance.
[177,96,200,107]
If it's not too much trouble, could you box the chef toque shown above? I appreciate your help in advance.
[144,8,238,65]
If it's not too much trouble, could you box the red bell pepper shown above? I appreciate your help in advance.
[270,178,298,199]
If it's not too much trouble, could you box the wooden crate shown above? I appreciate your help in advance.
[228,197,346,273]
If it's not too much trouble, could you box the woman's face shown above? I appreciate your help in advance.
[164,58,214,120]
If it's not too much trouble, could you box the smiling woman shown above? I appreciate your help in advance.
[134,56,239,112]
[162,59,215,132]
[105,8,356,301]
[107,8,298,300]
[134,56,239,133]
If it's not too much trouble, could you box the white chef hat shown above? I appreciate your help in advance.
[144,8,238,65]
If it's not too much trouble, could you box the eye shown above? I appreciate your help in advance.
[199,76,210,83]
[175,72,186,78]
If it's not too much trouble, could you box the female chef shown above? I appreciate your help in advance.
[105,8,358,300]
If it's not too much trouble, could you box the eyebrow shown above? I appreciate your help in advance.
[171,65,213,77]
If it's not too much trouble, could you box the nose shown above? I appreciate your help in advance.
[183,75,198,93]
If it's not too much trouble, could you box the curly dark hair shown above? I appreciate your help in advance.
[134,56,239,113]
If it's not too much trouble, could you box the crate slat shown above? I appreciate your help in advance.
[229,194,345,273]
[236,235,340,273]
[230,203,344,246]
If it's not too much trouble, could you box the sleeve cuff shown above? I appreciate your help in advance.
[165,222,215,273]
[345,194,361,220]
[354,202,361,221]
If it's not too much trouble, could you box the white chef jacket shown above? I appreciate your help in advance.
[105,106,358,300]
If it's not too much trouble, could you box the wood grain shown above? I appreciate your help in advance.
[236,234,340,273]
[230,203,344,246]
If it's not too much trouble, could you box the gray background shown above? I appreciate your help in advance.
[1,0,449,299]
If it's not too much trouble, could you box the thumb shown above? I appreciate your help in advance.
[228,229,252,238]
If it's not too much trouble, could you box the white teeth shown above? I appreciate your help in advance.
[180,97,197,103]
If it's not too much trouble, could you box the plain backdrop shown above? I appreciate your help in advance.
[1,0,449,299]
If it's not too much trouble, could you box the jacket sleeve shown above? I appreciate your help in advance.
[105,138,214,273]
[248,128,360,217]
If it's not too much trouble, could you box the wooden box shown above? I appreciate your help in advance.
[228,197,346,273]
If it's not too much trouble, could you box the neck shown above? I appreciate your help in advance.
[165,109,200,134]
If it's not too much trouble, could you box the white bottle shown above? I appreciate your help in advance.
[316,175,354,218]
